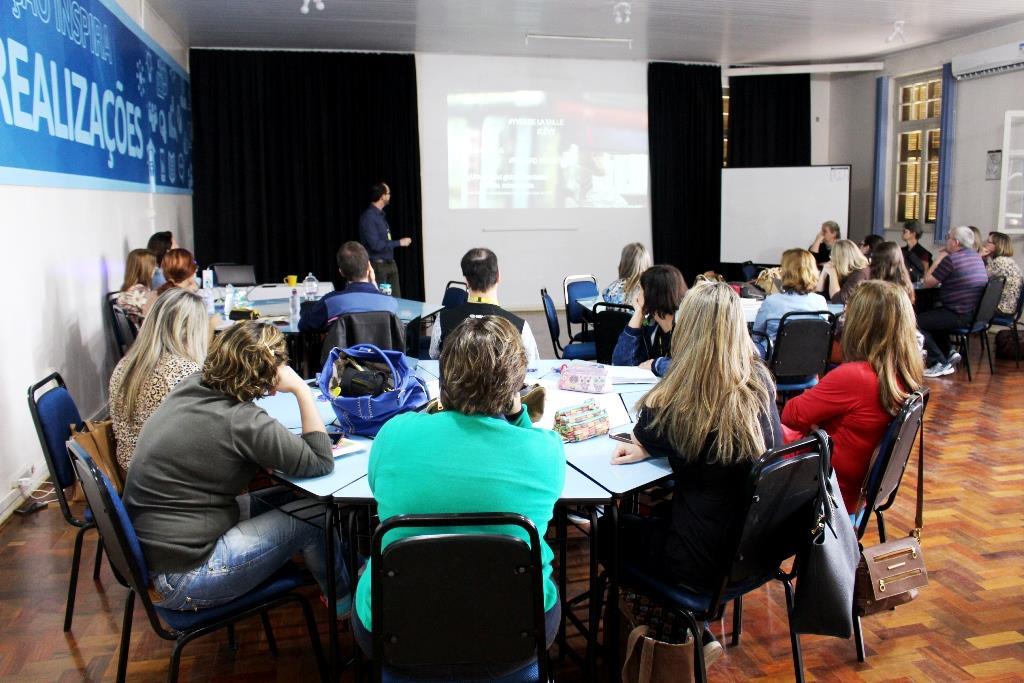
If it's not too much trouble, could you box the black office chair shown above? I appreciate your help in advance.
[852,390,927,662]
[320,311,406,366]
[68,443,328,683]
[212,263,258,286]
[951,276,1005,381]
[761,311,837,399]
[441,280,469,309]
[603,431,829,683]
[106,292,138,360]
[540,288,596,360]
[27,372,103,631]
[592,302,633,365]
[368,513,550,682]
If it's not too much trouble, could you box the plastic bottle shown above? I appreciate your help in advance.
[303,272,319,301]
[290,287,301,326]
[201,288,216,315]
[223,284,235,316]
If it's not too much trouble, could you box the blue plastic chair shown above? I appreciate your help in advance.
[26,372,103,632]
[603,432,830,683]
[951,276,1005,381]
[563,275,598,342]
[67,443,328,683]
[540,288,596,360]
[441,280,469,309]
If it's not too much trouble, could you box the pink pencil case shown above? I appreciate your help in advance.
[558,363,612,394]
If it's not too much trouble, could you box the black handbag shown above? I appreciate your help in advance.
[791,460,860,638]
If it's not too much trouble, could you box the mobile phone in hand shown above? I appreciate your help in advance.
[609,432,632,444]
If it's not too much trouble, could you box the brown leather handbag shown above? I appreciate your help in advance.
[854,432,928,616]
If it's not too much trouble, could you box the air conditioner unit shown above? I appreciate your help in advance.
[952,41,1024,80]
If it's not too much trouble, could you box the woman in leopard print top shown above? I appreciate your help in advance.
[109,289,209,472]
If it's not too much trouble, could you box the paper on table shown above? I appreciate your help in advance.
[608,366,658,384]
[332,438,367,458]
[536,381,631,431]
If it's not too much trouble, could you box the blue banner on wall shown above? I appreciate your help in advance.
[0,0,191,194]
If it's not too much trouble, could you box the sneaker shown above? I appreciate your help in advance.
[702,629,724,668]
[947,352,962,368]
[923,362,954,378]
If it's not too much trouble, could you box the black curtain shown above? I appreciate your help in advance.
[647,63,723,282]
[190,50,424,300]
[727,74,810,168]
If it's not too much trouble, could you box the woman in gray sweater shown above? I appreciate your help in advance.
[124,322,349,613]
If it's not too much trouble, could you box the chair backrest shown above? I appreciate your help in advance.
[27,373,83,510]
[724,431,830,591]
[971,276,1006,328]
[593,302,633,365]
[741,261,759,281]
[213,264,257,286]
[563,275,598,326]
[441,281,469,309]
[69,442,149,595]
[106,292,138,360]
[371,513,547,680]
[856,391,926,540]
[539,288,562,356]
[320,311,406,366]
[768,311,837,378]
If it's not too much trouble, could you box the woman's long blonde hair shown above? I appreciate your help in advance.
[641,281,773,465]
[111,289,209,418]
[618,243,652,301]
[120,249,157,291]
[841,281,924,415]
[830,239,869,281]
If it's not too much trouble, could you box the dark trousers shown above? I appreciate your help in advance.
[917,306,971,365]
[373,260,401,299]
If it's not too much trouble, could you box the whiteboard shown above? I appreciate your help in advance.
[720,166,851,265]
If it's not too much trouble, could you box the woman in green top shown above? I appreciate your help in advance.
[353,315,566,670]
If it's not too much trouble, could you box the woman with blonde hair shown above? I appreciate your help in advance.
[752,248,828,357]
[982,231,1023,316]
[116,248,158,325]
[123,321,350,616]
[602,242,652,304]
[354,315,565,670]
[869,241,915,304]
[818,239,871,304]
[783,280,924,513]
[608,281,781,662]
[109,289,209,472]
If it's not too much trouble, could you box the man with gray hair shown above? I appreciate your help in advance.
[917,225,988,377]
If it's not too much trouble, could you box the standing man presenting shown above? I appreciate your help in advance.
[359,182,412,299]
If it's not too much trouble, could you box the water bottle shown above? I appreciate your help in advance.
[380,282,392,296]
[303,272,319,301]
[290,287,301,326]
[223,284,235,316]
[201,288,216,315]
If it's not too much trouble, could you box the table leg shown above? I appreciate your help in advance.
[604,504,621,680]
[325,505,339,681]
[556,505,568,661]
[586,506,600,682]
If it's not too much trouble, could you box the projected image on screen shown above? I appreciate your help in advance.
[448,91,648,209]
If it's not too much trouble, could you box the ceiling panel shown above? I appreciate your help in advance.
[146,0,1024,65]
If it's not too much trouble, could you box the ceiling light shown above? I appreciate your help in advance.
[613,2,631,25]
[886,20,906,44]
[300,0,325,15]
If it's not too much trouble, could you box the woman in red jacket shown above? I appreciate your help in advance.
[782,280,924,514]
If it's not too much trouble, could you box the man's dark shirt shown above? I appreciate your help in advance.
[359,206,399,261]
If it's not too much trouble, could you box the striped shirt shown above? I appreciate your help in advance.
[933,248,987,315]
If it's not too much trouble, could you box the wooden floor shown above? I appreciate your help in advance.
[2,352,1023,681]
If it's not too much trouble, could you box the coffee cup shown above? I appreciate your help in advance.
[283,275,298,287]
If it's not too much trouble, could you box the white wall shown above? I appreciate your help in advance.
[0,0,191,521]
[827,20,1024,259]
[416,53,652,310]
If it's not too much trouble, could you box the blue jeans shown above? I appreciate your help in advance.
[152,494,349,612]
